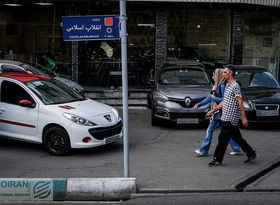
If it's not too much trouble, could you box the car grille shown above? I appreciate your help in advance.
[89,121,123,140]
[168,97,205,108]
[255,104,279,111]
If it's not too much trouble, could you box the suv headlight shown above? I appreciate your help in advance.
[62,113,96,126]
[154,92,168,103]
[243,100,253,111]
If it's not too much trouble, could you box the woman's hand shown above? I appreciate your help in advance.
[194,104,199,109]
[207,109,214,116]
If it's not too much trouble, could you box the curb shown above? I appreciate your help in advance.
[235,159,280,192]
[0,178,136,201]
[66,178,136,201]
[137,188,236,194]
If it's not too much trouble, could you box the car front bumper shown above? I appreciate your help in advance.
[67,121,123,149]
[246,110,280,123]
[153,101,210,124]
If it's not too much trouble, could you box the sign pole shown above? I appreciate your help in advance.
[119,0,130,178]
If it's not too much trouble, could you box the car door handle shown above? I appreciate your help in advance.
[0,108,5,114]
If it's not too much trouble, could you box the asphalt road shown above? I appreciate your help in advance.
[0,108,280,203]
[0,109,279,180]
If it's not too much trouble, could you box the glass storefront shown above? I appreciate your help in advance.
[243,9,280,78]
[1,1,279,90]
[78,4,155,89]
[167,5,231,77]
[0,2,154,90]
[0,2,72,77]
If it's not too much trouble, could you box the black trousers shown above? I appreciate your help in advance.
[214,121,254,162]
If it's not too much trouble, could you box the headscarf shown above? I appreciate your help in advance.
[210,68,225,119]
[212,68,225,93]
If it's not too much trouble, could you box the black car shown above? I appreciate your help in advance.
[148,60,212,126]
[234,65,280,123]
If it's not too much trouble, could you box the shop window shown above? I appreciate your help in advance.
[6,24,18,35]
[249,19,271,35]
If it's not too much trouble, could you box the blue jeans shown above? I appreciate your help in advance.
[198,115,240,155]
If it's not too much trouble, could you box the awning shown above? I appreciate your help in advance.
[127,0,280,8]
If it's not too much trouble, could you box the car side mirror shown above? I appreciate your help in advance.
[19,100,35,108]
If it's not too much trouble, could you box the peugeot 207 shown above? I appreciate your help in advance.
[0,73,122,155]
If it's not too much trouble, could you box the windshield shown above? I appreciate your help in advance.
[235,70,280,89]
[158,66,210,85]
[25,79,85,105]
[19,63,55,77]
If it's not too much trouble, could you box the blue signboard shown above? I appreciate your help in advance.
[62,15,119,41]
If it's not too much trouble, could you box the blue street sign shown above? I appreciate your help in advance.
[62,16,119,41]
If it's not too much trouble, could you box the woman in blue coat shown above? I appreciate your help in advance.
[194,68,241,157]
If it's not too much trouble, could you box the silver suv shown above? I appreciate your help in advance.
[149,60,212,126]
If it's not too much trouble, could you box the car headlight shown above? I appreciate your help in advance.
[154,92,168,103]
[243,100,253,111]
[62,113,96,126]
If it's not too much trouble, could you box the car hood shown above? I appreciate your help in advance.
[242,87,280,103]
[157,84,211,99]
[51,99,113,118]
[54,77,84,92]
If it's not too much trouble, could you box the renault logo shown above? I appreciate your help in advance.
[265,106,269,110]
[104,114,113,122]
[185,97,192,107]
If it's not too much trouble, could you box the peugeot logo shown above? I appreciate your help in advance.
[104,114,113,122]
[185,97,192,107]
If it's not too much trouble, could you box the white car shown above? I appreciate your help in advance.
[0,73,123,155]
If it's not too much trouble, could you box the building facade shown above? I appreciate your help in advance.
[0,0,280,90]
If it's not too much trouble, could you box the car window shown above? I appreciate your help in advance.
[1,81,34,105]
[0,65,26,73]
[19,63,53,77]
[235,70,280,88]
[25,79,85,105]
[159,66,209,85]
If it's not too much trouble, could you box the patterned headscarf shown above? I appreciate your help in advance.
[210,68,225,120]
[212,68,225,93]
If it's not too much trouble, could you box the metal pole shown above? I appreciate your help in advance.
[52,4,56,57]
[71,4,79,83]
[119,0,130,178]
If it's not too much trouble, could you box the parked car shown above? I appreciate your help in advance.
[0,60,84,94]
[148,60,212,126]
[0,73,122,155]
[234,65,280,123]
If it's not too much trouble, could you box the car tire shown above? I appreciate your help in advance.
[43,127,71,156]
